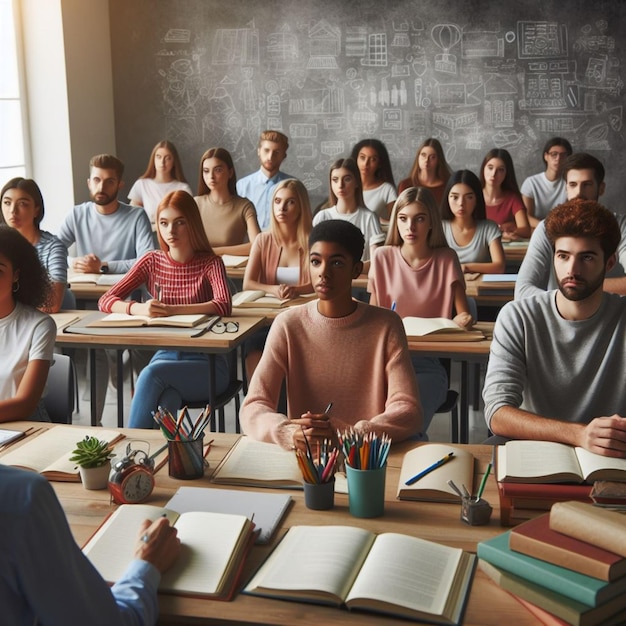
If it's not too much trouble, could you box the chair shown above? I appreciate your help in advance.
[43,354,76,424]
[434,359,459,443]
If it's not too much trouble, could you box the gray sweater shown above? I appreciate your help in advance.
[483,290,626,428]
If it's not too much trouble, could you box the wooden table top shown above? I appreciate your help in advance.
[0,423,536,625]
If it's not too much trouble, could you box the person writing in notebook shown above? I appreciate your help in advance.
[240,220,421,451]
[0,465,181,625]
[483,199,626,457]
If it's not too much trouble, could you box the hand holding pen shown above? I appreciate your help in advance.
[292,402,334,453]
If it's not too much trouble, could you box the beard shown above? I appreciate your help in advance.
[557,272,605,301]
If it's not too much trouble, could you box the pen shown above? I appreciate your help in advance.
[405,452,455,486]
[391,301,396,312]
[475,462,492,501]
[154,282,162,300]
[324,402,333,415]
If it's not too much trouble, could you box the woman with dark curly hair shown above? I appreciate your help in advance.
[0,225,55,421]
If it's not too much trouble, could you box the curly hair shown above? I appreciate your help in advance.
[0,225,51,309]
[350,138,396,186]
[544,198,619,261]
[309,220,364,265]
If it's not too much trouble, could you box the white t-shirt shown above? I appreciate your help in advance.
[442,220,502,264]
[128,178,193,223]
[363,182,397,219]
[520,172,566,220]
[0,302,56,402]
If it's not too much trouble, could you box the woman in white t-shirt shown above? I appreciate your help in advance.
[128,140,192,223]
[0,225,56,421]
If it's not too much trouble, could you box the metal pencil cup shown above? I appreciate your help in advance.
[168,435,205,479]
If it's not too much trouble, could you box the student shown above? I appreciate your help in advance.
[57,154,155,422]
[195,147,260,256]
[368,187,473,436]
[398,138,451,206]
[516,153,626,299]
[350,138,397,221]
[480,148,531,240]
[128,140,193,224]
[99,191,231,429]
[520,137,572,227]
[243,179,313,379]
[0,225,55,422]
[236,130,294,230]
[1,177,67,312]
[312,157,383,271]
[440,170,505,275]
[1,464,181,624]
[240,220,421,451]
[483,199,626,457]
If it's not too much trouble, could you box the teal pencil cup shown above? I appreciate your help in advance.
[168,435,205,479]
[346,464,386,518]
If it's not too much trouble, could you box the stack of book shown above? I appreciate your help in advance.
[478,502,626,625]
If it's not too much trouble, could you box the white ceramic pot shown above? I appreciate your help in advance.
[79,461,111,490]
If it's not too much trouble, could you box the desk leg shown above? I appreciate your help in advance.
[116,351,124,428]
[208,354,218,433]
[89,348,97,427]
[460,361,469,444]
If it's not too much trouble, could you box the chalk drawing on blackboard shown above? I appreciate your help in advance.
[307,20,340,70]
[289,84,344,115]
[350,102,378,133]
[435,83,466,107]
[320,141,344,158]
[166,118,198,146]
[462,29,503,59]
[517,22,567,59]
[466,83,483,106]
[239,67,257,113]
[212,27,259,65]
[383,109,403,131]
[607,106,623,132]
[586,55,608,83]
[267,26,299,63]
[432,24,462,75]
[392,21,410,48]
[493,129,524,148]
[322,118,343,131]
[346,27,367,57]
[392,64,410,77]
[505,31,516,45]
[163,29,190,44]
[361,34,388,67]
[290,124,317,139]
[585,123,609,150]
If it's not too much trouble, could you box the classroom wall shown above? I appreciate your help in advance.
[108,0,626,213]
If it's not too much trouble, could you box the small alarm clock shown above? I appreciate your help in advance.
[108,443,155,504]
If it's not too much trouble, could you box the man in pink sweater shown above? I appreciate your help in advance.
[241,220,422,450]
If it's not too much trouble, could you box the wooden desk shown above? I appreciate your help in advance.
[3,424,535,625]
[465,276,515,307]
[52,312,266,429]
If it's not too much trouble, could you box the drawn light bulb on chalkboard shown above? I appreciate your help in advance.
[431,24,462,75]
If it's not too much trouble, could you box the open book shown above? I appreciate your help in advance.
[397,443,475,503]
[497,440,626,484]
[402,317,484,342]
[232,289,316,309]
[211,437,302,489]
[0,426,123,481]
[68,272,124,286]
[83,504,256,600]
[245,525,475,624]
[87,312,217,328]
[220,254,248,268]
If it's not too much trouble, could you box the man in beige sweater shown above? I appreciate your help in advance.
[241,220,422,450]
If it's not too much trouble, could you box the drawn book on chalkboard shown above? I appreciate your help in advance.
[232,290,316,309]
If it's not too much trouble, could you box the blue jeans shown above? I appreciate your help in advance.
[129,350,229,429]
[410,356,448,439]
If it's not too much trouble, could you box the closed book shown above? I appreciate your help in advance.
[477,532,626,607]
[479,559,626,626]
[510,513,626,581]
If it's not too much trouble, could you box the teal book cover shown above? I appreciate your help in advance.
[477,532,626,608]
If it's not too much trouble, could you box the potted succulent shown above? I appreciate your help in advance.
[70,435,114,490]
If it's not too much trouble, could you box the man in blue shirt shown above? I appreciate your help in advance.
[0,465,181,625]
[236,130,295,230]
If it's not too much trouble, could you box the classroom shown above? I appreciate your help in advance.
[1,1,626,624]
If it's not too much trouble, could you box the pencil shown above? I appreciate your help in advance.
[476,462,492,501]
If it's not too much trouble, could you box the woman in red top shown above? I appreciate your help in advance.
[99,190,231,428]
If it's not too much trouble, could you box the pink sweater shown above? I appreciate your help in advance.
[246,232,310,287]
[240,300,421,449]
[98,250,231,317]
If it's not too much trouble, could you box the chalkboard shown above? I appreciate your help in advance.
[109,0,626,213]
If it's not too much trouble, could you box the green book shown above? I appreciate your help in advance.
[477,532,626,607]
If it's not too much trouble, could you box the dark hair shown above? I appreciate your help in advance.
[562,153,605,186]
[0,225,51,308]
[197,147,238,196]
[140,140,188,183]
[309,220,365,264]
[542,137,573,165]
[407,138,451,187]
[440,170,486,220]
[328,157,365,207]
[0,178,45,227]
[479,148,521,197]
[545,198,619,262]
[89,154,124,179]
[350,139,395,186]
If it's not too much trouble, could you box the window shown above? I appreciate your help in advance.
[0,0,26,179]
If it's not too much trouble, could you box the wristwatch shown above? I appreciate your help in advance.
[100,264,109,274]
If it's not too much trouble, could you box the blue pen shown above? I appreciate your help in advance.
[405,452,455,486]
[391,301,397,312]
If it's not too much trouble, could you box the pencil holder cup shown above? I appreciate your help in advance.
[461,497,492,526]
[303,478,335,511]
[168,436,205,480]
[346,464,386,518]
